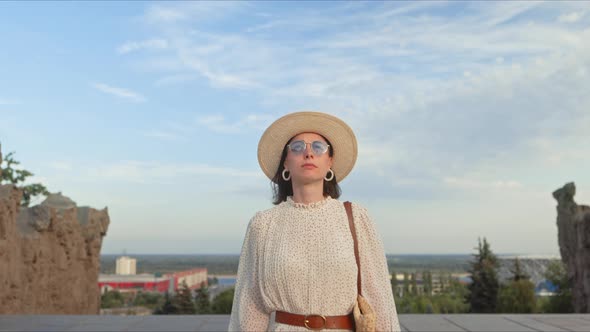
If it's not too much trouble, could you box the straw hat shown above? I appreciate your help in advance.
[257,111,358,183]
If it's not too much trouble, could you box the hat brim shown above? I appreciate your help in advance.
[257,111,358,183]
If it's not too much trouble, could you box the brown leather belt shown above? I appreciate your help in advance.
[275,311,355,330]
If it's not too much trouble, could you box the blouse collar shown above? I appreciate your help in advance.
[286,196,333,209]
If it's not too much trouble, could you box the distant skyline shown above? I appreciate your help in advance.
[1,2,589,255]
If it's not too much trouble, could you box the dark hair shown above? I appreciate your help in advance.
[271,135,341,205]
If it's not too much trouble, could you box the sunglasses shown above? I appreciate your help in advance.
[287,140,330,156]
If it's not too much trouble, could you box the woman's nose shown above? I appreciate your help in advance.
[304,144,314,158]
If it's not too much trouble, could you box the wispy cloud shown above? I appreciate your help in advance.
[154,74,196,87]
[140,121,198,141]
[92,83,146,102]
[443,177,523,190]
[142,130,182,141]
[133,1,586,100]
[128,1,590,198]
[558,11,585,23]
[196,113,273,134]
[143,2,246,24]
[87,160,261,184]
[144,5,187,23]
[245,20,287,33]
[117,39,168,54]
[372,1,447,20]
[477,1,543,28]
[177,47,262,89]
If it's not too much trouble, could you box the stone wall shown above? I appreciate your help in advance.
[0,156,110,314]
[553,182,590,313]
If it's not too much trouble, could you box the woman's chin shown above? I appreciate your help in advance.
[292,176,324,186]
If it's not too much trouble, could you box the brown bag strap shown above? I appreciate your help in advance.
[344,201,362,295]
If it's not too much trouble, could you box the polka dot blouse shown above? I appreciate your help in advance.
[228,196,401,331]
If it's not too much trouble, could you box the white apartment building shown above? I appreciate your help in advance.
[115,256,137,275]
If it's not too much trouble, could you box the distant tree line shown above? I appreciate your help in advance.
[387,255,470,273]
[100,254,472,276]
[100,255,240,275]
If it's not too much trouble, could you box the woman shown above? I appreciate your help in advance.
[229,111,400,331]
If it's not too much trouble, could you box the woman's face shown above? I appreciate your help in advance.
[283,132,333,185]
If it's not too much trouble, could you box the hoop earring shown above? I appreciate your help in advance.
[282,169,291,181]
[324,169,334,181]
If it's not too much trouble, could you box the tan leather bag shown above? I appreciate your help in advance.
[344,201,376,332]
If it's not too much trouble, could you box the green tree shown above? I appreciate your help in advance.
[396,294,433,314]
[410,273,417,295]
[154,292,178,315]
[497,280,536,313]
[100,290,125,309]
[423,271,433,296]
[390,271,398,296]
[542,260,574,313]
[195,282,211,314]
[211,288,235,314]
[497,257,536,313]
[403,272,410,297]
[446,273,455,292]
[432,294,469,313]
[394,275,471,314]
[397,293,415,313]
[438,273,447,293]
[0,151,50,206]
[175,281,196,314]
[133,291,164,310]
[433,277,470,313]
[509,257,530,282]
[466,237,500,313]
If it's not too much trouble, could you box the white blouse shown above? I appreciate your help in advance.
[228,196,401,331]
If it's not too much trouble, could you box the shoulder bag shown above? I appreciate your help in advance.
[344,201,376,332]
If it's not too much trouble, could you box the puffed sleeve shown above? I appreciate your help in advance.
[228,214,271,331]
[353,203,401,332]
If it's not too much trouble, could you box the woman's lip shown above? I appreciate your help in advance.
[302,164,317,168]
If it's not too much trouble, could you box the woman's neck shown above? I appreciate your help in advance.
[291,181,325,204]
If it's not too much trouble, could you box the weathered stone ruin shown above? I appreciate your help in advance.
[553,182,590,313]
[0,151,110,314]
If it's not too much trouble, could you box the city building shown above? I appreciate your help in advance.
[115,256,137,275]
[391,272,467,297]
[390,272,559,298]
[99,268,208,294]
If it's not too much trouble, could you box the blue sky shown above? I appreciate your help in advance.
[1,1,589,255]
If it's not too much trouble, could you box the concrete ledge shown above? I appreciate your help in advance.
[1,314,590,331]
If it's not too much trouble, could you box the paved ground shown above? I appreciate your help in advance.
[1,314,590,331]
